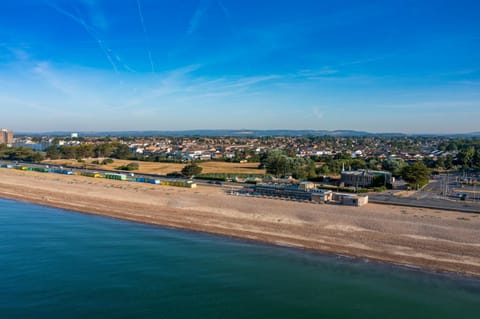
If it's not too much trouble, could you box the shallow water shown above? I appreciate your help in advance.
[1,198,479,318]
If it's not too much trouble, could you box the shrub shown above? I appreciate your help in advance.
[117,162,139,171]
[102,158,114,165]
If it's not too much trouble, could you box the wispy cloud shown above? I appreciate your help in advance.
[216,0,233,34]
[81,0,108,31]
[376,100,480,110]
[46,1,119,73]
[295,68,339,79]
[338,55,391,67]
[113,65,282,111]
[312,106,323,120]
[113,53,137,73]
[168,64,203,78]
[32,62,76,96]
[136,0,155,72]
[221,75,281,89]
[449,80,480,86]
[0,96,58,114]
[187,0,211,35]
[6,48,30,61]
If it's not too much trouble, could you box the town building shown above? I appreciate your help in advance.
[0,128,13,145]
[13,141,52,151]
[341,169,393,188]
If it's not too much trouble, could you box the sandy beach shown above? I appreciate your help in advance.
[1,168,480,277]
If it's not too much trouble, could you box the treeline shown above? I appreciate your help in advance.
[45,143,131,160]
[260,149,432,188]
[260,150,392,180]
[433,139,480,169]
[0,145,44,162]
[259,149,317,180]
[315,154,379,176]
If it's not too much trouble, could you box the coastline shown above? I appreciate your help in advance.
[1,169,480,277]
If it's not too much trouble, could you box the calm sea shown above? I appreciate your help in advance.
[1,198,479,319]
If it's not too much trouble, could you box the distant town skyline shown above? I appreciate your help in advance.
[0,0,479,133]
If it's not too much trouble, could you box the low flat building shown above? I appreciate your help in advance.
[245,184,368,206]
[311,189,333,203]
[298,181,315,190]
[252,184,313,201]
[332,193,369,206]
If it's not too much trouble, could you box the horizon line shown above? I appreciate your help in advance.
[11,129,480,136]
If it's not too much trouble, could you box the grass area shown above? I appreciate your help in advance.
[198,161,264,174]
[42,159,266,175]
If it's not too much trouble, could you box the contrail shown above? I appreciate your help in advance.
[114,53,137,73]
[46,2,119,73]
[136,0,155,73]
[71,3,119,73]
[217,0,233,34]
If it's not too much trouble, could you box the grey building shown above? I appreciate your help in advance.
[341,169,393,187]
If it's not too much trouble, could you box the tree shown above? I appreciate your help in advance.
[112,143,131,159]
[334,152,351,160]
[45,145,60,160]
[262,150,291,177]
[445,155,454,170]
[290,157,307,180]
[473,148,480,169]
[402,161,431,189]
[458,146,475,169]
[446,142,458,151]
[349,159,367,170]
[94,143,113,158]
[316,164,330,176]
[381,159,407,177]
[372,174,387,188]
[181,163,202,178]
[78,144,95,159]
[304,159,317,179]
[60,145,77,159]
[436,157,446,169]
[28,152,45,163]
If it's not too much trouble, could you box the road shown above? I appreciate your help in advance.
[369,191,480,213]
[371,173,479,212]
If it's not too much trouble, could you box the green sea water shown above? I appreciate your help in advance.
[0,198,479,319]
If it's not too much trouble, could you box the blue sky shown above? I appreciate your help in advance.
[0,0,479,133]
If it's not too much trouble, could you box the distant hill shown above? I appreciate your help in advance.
[15,129,480,138]
[16,129,408,138]
[453,132,480,137]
